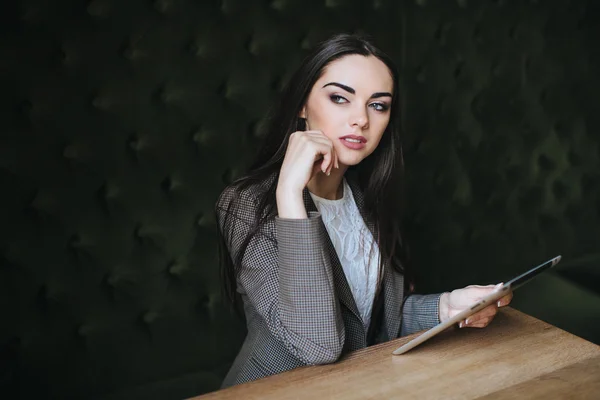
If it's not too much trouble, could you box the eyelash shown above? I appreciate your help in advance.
[329,95,389,112]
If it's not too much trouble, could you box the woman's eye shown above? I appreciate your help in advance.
[330,95,348,104]
[370,102,389,112]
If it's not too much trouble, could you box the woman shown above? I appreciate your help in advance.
[216,33,512,387]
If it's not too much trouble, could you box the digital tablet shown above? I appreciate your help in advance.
[392,255,562,355]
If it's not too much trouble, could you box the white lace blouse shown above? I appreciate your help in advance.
[309,178,380,330]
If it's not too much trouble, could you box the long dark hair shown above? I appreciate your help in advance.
[217,33,413,310]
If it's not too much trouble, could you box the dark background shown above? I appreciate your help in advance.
[1,0,598,398]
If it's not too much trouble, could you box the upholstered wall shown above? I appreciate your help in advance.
[1,0,598,398]
[399,0,600,346]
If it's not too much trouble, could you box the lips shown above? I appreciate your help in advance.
[339,135,367,150]
[340,135,367,143]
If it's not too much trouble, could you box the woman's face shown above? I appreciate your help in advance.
[300,54,394,168]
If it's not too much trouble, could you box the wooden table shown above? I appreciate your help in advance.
[196,308,600,399]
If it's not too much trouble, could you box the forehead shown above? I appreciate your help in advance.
[317,54,394,93]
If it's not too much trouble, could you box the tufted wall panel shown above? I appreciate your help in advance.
[1,0,598,398]
[0,0,404,398]
[399,0,600,330]
[399,0,600,353]
[401,0,600,286]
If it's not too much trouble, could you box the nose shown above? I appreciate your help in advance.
[351,106,369,129]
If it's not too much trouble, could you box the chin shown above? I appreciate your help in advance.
[338,154,365,167]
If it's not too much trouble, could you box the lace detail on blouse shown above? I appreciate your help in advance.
[309,178,380,330]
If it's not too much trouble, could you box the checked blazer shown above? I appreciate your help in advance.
[216,174,441,388]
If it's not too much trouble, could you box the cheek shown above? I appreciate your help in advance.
[308,101,343,133]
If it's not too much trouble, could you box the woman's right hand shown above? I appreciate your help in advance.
[278,130,338,195]
[276,130,338,219]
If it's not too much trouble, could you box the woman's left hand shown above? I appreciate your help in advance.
[438,284,513,328]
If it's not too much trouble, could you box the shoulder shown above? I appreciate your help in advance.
[216,173,278,245]
[216,173,277,218]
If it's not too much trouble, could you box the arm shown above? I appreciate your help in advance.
[400,293,443,336]
[217,187,345,365]
[400,284,515,336]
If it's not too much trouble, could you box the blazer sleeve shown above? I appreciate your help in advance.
[400,293,442,336]
[216,186,345,365]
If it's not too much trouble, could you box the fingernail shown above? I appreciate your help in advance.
[459,322,464,328]
[326,170,330,176]
[465,319,470,325]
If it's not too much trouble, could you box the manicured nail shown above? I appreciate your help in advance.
[459,322,464,328]
[326,170,330,176]
[465,318,471,325]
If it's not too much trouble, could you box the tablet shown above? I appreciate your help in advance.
[392,255,562,355]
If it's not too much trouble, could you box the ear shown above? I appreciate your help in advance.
[298,106,307,119]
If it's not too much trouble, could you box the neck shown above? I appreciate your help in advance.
[306,166,348,200]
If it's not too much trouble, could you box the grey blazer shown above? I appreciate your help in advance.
[216,176,441,388]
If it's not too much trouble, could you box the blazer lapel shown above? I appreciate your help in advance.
[346,177,402,341]
[302,188,362,323]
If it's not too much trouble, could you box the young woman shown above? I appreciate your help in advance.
[216,33,512,387]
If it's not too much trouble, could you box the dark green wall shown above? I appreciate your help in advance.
[399,0,600,345]
[1,0,598,398]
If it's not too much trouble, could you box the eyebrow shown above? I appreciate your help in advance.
[322,82,392,99]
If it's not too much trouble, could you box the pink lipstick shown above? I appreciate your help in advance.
[339,135,367,150]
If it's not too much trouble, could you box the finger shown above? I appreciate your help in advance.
[300,130,334,174]
[311,139,334,176]
[305,131,332,144]
[465,284,496,290]
[328,148,337,175]
[303,132,335,151]
[459,317,490,328]
[462,286,497,302]
[312,160,323,177]
[321,150,332,175]
[497,292,513,307]
[325,145,334,175]
[466,284,497,292]
[465,304,497,325]
[304,130,325,137]
[467,317,493,328]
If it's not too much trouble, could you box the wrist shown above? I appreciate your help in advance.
[276,186,307,219]
[276,183,303,198]
[438,292,450,323]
